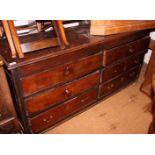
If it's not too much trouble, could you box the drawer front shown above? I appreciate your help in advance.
[103,37,149,66]
[99,75,125,97]
[30,88,98,133]
[125,53,144,71]
[0,118,17,134]
[21,53,102,97]
[25,71,100,115]
[102,62,124,82]
[124,66,141,83]
[99,66,140,97]
[18,45,102,76]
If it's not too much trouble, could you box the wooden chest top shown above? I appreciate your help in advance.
[0,25,152,70]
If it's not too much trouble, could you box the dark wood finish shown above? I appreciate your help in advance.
[124,52,145,70]
[0,59,22,133]
[0,25,151,133]
[102,62,124,82]
[21,38,58,53]
[21,53,102,96]
[30,88,98,133]
[103,37,150,66]
[102,51,145,83]
[100,66,140,97]
[25,71,100,115]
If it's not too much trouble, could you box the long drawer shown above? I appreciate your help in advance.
[25,71,100,115]
[21,53,102,97]
[103,37,149,66]
[30,88,98,133]
[102,52,145,83]
[99,66,140,97]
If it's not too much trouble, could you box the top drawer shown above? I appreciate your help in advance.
[103,36,150,66]
[20,53,102,97]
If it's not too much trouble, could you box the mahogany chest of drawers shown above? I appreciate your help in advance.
[0,26,151,133]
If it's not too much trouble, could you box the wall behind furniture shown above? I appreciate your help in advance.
[144,31,155,63]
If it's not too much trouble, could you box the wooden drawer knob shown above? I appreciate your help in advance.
[120,77,124,82]
[114,69,118,73]
[65,88,72,96]
[134,59,139,64]
[129,48,134,53]
[107,83,114,90]
[43,115,53,123]
[129,72,136,77]
[64,66,71,75]
[81,96,89,103]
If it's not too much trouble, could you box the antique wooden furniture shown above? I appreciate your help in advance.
[0,58,22,133]
[91,20,155,36]
[141,39,155,96]
[148,74,155,133]
[0,24,151,133]
[1,20,69,58]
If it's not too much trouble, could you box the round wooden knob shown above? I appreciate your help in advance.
[81,99,85,103]
[64,66,71,75]
[129,72,135,77]
[120,77,124,82]
[43,115,53,123]
[65,88,72,96]
[129,48,134,53]
[114,69,118,73]
[134,59,139,64]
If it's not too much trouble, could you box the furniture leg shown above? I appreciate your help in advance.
[7,20,24,58]
[52,20,69,49]
[2,20,17,58]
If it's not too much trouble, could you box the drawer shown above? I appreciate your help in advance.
[25,71,100,115]
[99,75,125,97]
[124,66,141,82]
[103,37,149,66]
[99,66,140,97]
[18,45,102,76]
[125,53,144,71]
[21,53,102,97]
[102,62,124,82]
[0,117,17,134]
[30,88,98,133]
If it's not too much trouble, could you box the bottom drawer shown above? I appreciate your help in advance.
[99,66,140,97]
[30,88,98,133]
[0,117,18,134]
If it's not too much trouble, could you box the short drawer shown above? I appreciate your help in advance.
[125,53,144,71]
[0,117,17,134]
[102,62,124,82]
[103,37,149,66]
[124,66,141,83]
[99,65,140,97]
[21,53,102,97]
[25,71,100,115]
[99,75,125,97]
[30,88,98,133]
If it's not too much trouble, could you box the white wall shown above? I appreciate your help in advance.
[144,31,155,63]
